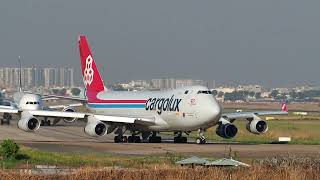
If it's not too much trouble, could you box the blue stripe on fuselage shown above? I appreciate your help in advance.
[87,103,145,108]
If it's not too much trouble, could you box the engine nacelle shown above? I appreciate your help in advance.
[246,119,268,134]
[84,116,108,137]
[18,112,40,131]
[62,106,78,123]
[216,123,238,139]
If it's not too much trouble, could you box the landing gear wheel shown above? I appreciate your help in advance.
[114,136,120,143]
[41,120,51,126]
[148,136,162,143]
[134,136,141,143]
[1,113,11,125]
[196,128,206,144]
[128,136,141,143]
[122,136,128,143]
[174,136,187,143]
[45,120,50,126]
[196,137,206,144]
[114,136,128,143]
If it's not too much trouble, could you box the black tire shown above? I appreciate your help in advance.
[181,137,187,143]
[114,136,121,143]
[122,136,128,143]
[134,136,141,143]
[128,136,134,143]
[174,137,187,143]
[148,137,156,143]
[174,137,180,143]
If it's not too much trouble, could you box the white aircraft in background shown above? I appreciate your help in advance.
[0,58,83,128]
[45,35,288,144]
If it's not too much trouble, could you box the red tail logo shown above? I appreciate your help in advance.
[78,35,105,93]
[281,101,288,112]
[84,55,94,86]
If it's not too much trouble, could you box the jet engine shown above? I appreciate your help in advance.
[84,116,108,137]
[216,123,238,139]
[18,112,40,131]
[62,106,78,123]
[246,119,268,134]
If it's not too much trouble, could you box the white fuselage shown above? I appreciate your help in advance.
[87,86,222,132]
[13,92,43,111]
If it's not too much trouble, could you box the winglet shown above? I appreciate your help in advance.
[281,100,288,112]
[78,35,105,93]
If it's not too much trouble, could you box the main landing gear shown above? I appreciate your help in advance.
[196,129,206,144]
[40,118,51,126]
[114,135,128,143]
[114,127,128,143]
[113,128,142,143]
[128,131,141,143]
[148,132,162,143]
[174,131,187,143]
[1,113,11,125]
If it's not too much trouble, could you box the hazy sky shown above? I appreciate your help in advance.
[0,1,319,87]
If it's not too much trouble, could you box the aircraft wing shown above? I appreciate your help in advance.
[93,115,155,126]
[48,103,84,109]
[41,95,87,102]
[221,111,288,122]
[0,105,19,113]
[0,105,155,125]
[30,111,155,125]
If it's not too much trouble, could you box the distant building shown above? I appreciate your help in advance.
[0,66,75,89]
[236,84,263,93]
[214,87,235,93]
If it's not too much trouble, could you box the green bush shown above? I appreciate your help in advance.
[0,139,20,158]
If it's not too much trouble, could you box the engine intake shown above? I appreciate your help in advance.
[216,123,238,139]
[18,112,40,131]
[84,116,108,137]
[62,107,78,123]
[246,119,268,134]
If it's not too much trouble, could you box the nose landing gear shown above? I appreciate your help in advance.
[196,128,206,144]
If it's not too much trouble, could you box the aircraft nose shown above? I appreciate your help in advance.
[211,99,222,119]
[202,98,222,124]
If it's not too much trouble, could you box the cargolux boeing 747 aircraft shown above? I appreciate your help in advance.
[60,35,287,144]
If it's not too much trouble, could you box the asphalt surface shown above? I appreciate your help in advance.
[1,121,320,159]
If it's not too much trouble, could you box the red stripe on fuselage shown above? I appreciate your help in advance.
[92,99,147,103]
[86,91,147,104]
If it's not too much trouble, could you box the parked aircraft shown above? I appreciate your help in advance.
[0,58,83,127]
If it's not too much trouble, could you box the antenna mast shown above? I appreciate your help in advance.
[18,56,22,92]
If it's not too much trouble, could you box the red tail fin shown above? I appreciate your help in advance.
[78,35,105,93]
[281,101,288,112]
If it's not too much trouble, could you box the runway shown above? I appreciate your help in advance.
[1,122,320,159]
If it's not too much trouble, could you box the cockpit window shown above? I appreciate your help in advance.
[184,90,189,94]
[26,102,39,105]
[197,90,212,94]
